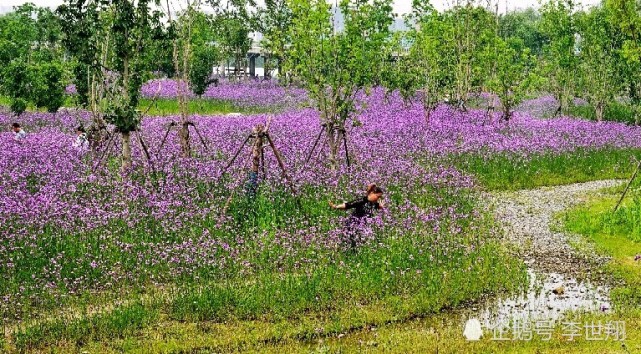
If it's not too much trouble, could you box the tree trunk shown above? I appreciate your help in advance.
[425,106,432,126]
[326,124,342,170]
[121,131,132,173]
[595,102,604,122]
[503,107,511,122]
[179,122,191,157]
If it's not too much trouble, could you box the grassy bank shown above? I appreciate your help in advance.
[563,184,641,310]
[140,98,271,116]
[0,96,265,116]
[457,148,640,190]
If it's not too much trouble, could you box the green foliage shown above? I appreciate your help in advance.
[184,10,221,96]
[393,5,449,120]
[10,98,28,116]
[285,0,393,164]
[31,62,66,113]
[0,4,66,114]
[539,0,578,115]
[208,0,255,77]
[569,100,637,124]
[485,37,539,120]
[499,8,545,56]
[256,0,292,77]
[57,0,104,108]
[1,60,65,114]
[189,46,220,96]
[575,5,621,122]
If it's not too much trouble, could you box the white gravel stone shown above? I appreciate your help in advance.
[488,179,623,275]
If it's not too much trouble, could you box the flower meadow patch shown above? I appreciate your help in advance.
[1,88,640,324]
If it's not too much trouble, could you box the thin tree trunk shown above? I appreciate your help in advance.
[503,107,511,122]
[327,124,340,170]
[595,102,604,122]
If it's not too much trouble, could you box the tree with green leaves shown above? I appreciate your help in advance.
[440,2,496,110]
[188,10,220,94]
[499,8,545,56]
[607,0,641,123]
[400,3,450,123]
[208,0,255,79]
[285,0,393,168]
[485,37,539,121]
[539,0,578,116]
[107,0,163,171]
[0,4,65,115]
[166,3,221,157]
[576,5,620,122]
[59,0,162,172]
[57,0,111,140]
[255,0,292,79]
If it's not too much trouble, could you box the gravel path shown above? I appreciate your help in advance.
[489,179,624,278]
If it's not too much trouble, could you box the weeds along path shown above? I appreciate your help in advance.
[488,180,623,278]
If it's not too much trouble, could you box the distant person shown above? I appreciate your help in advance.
[330,184,386,249]
[73,126,89,149]
[11,123,26,141]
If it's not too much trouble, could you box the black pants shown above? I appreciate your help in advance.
[344,216,366,250]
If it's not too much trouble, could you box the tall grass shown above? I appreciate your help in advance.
[568,101,637,125]
[457,148,640,190]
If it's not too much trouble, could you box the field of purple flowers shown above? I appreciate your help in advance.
[2,83,641,350]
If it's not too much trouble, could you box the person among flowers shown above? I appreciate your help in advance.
[11,123,26,141]
[329,184,386,248]
[72,126,89,149]
[330,184,386,217]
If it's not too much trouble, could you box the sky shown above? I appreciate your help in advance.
[0,0,603,15]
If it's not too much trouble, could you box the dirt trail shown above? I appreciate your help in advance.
[489,179,623,278]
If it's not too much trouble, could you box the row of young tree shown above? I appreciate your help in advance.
[387,0,641,124]
[1,0,641,170]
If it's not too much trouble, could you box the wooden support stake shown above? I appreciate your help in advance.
[266,132,297,196]
[305,125,326,165]
[157,121,177,154]
[188,122,210,152]
[614,159,641,212]
[220,134,251,177]
[92,130,116,173]
[342,130,350,169]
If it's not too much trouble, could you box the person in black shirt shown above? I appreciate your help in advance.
[330,184,385,249]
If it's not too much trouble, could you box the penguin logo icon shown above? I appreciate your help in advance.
[463,318,483,341]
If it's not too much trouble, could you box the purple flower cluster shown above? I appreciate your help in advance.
[141,78,308,109]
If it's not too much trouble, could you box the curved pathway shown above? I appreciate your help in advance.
[489,179,623,278]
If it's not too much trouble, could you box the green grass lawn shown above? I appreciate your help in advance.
[563,184,641,309]
[0,96,269,116]
[139,98,272,116]
[457,148,641,191]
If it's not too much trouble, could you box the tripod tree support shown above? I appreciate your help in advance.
[305,124,326,165]
[157,121,209,155]
[158,121,177,154]
[266,132,298,196]
[614,158,641,212]
[187,122,210,152]
[92,129,117,173]
[219,117,299,214]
